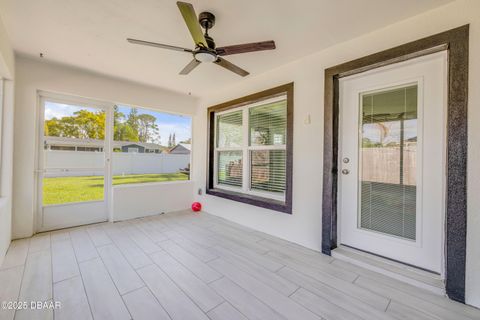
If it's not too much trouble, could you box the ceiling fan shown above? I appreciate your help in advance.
[127,1,276,77]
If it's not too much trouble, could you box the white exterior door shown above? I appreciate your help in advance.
[338,52,447,274]
[37,94,113,232]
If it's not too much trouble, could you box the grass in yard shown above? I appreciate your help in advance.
[43,173,188,205]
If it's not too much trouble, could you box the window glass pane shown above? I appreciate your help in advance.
[249,98,287,146]
[217,151,242,187]
[359,85,417,240]
[250,150,286,194]
[217,111,243,148]
[113,105,191,185]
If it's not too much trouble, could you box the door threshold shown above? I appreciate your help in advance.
[332,245,445,295]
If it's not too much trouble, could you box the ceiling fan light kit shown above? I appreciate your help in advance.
[194,50,217,63]
[127,1,276,77]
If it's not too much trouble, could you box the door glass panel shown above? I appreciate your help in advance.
[359,85,417,240]
[43,101,105,205]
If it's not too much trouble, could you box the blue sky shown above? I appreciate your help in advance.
[45,101,192,146]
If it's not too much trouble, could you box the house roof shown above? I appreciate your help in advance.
[169,143,191,153]
[178,143,191,151]
[44,136,164,150]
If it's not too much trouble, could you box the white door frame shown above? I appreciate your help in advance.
[35,91,114,231]
[321,25,469,303]
[337,52,447,274]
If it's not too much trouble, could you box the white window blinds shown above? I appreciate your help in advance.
[217,111,243,148]
[214,95,287,200]
[249,99,287,195]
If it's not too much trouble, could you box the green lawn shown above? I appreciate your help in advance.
[43,173,188,205]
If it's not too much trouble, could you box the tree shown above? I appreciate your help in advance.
[44,106,164,145]
[180,138,191,144]
[113,106,139,142]
[126,108,139,135]
[44,118,63,137]
[116,123,139,142]
[72,110,105,139]
[113,106,125,140]
[137,114,159,143]
[172,133,176,146]
[44,110,105,139]
[168,134,172,147]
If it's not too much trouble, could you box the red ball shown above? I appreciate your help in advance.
[191,202,202,212]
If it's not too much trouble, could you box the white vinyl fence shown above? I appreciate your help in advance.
[44,150,190,177]
[361,146,416,185]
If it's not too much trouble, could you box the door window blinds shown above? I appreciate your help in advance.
[359,85,418,240]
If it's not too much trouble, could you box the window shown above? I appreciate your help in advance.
[359,85,418,240]
[51,146,76,151]
[207,83,293,213]
[113,105,192,185]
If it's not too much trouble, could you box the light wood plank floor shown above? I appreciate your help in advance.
[1,210,479,320]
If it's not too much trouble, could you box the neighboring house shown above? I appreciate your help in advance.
[118,143,164,153]
[169,143,191,154]
[44,136,164,153]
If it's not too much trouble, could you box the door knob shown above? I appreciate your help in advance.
[341,169,350,175]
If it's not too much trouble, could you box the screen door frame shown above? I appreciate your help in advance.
[35,91,114,232]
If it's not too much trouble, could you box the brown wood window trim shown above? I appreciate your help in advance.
[206,83,294,214]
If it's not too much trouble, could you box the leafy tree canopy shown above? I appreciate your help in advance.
[45,107,162,144]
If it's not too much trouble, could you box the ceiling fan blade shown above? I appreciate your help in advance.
[216,40,276,56]
[214,57,249,77]
[179,59,201,75]
[176,2,208,48]
[127,38,192,52]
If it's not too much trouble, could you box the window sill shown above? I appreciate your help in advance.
[206,188,292,214]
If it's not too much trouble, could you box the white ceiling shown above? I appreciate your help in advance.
[0,0,453,97]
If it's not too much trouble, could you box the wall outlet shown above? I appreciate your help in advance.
[198,188,203,195]
[304,114,311,125]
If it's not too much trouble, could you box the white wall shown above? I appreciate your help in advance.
[113,181,194,221]
[0,16,13,79]
[43,151,190,176]
[192,0,480,307]
[13,55,198,239]
[0,15,14,266]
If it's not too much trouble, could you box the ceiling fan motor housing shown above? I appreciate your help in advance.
[199,12,215,30]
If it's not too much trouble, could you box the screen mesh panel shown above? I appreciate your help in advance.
[359,85,417,240]
[250,150,286,194]
[217,151,243,187]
